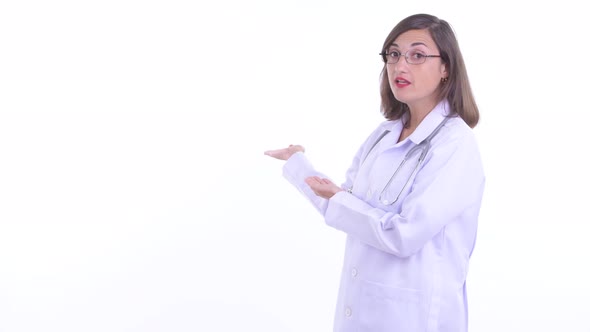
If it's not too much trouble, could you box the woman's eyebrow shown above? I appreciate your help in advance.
[390,42,429,48]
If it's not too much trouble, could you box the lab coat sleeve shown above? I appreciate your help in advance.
[282,128,377,215]
[324,131,485,257]
[282,152,332,215]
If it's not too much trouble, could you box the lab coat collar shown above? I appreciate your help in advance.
[407,100,451,144]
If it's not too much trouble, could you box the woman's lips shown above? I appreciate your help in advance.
[394,77,411,88]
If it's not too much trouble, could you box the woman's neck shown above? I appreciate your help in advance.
[399,100,439,142]
[408,99,438,126]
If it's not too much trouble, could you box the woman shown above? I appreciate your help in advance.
[265,13,485,332]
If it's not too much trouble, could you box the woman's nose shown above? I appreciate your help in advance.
[390,56,409,72]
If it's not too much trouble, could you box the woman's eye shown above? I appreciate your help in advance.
[410,52,425,59]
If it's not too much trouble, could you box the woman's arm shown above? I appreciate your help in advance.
[324,131,485,257]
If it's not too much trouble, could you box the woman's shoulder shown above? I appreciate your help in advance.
[436,115,481,152]
[446,115,475,137]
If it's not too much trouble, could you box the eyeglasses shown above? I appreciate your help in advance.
[379,50,441,65]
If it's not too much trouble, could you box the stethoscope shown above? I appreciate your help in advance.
[348,116,450,206]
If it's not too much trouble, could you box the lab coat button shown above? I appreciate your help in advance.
[345,307,352,317]
[351,268,358,277]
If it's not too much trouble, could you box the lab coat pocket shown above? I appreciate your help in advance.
[358,280,428,332]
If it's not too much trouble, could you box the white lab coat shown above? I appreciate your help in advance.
[282,100,485,332]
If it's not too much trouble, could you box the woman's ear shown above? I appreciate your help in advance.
[440,63,448,80]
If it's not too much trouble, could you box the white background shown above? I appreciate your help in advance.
[1,1,589,331]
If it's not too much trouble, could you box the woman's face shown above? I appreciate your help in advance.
[385,29,447,111]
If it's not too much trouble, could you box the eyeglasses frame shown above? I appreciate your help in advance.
[379,50,441,65]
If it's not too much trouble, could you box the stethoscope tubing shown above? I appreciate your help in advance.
[378,116,450,205]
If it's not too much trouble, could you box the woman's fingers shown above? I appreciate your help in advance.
[264,147,291,160]
[304,176,322,186]
[263,148,285,158]
[264,145,305,160]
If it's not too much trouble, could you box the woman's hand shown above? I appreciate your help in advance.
[264,144,305,161]
[304,176,344,199]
